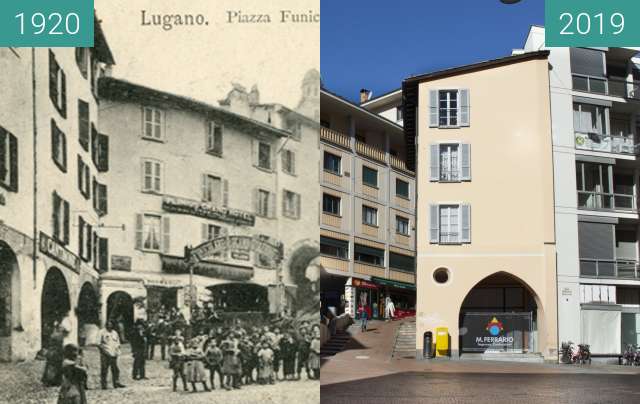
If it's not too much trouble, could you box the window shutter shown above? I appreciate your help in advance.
[53,120,59,165]
[201,174,208,201]
[222,179,229,207]
[429,204,439,243]
[99,237,109,272]
[459,89,470,127]
[461,204,471,243]
[135,214,143,250]
[86,224,92,262]
[63,200,70,245]
[60,70,67,118]
[99,183,108,215]
[252,139,259,167]
[61,131,67,171]
[282,191,287,217]
[291,151,296,175]
[429,90,439,127]
[430,144,440,181]
[252,188,259,214]
[269,192,276,218]
[461,143,471,180]
[97,134,109,172]
[215,124,223,154]
[8,134,17,192]
[77,157,83,195]
[92,232,98,270]
[201,223,208,242]
[49,51,57,107]
[52,192,60,240]
[296,193,301,219]
[162,217,171,253]
[92,177,97,211]
[0,128,6,182]
[79,216,85,258]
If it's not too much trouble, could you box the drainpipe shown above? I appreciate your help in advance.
[31,47,38,289]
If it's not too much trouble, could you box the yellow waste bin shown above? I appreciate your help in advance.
[435,327,449,357]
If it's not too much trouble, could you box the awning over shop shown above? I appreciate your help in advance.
[372,277,416,290]
[161,255,253,282]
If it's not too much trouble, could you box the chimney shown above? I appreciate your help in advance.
[360,88,371,104]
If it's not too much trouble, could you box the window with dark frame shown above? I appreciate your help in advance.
[77,156,90,199]
[51,119,67,173]
[52,192,70,245]
[49,50,67,118]
[362,205,378,226]
[322,193,341,216]
[0,126,18,192]
[362,166,378,187]
[78,100,90,150]
[439,90,458,127]
[396,216,410,235]
[207,121,223,155]
[282,149,296,175]
[258,142,272,170]
[354,243,384,266]
[389,252,415,273]
[396,178,409,199]
[323,151,341,174]
[75,48,89,79]
[143,106,163,141]
[320,236,349,259]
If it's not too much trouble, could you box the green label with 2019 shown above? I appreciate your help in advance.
[546,0,640,47]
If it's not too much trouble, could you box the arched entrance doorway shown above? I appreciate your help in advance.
[459,272,540,355]
[287,242,320,316]
[0,242,20,361]
[77,283,100,346]
[41,267,71,349]
[208,283,268,325]
[106,292,134,343]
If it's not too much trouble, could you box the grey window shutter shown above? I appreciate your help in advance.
[461,204,471,243]
[253,188,259,214]
[252,139,259,167]
[162,217,171,253]
[429,90,439,127]
[291,151,296,175]
[459,89,470,127]
[135,214,143,250]
[63,200,70,245]
[429,204,439,243]
[0,128,6,182]
[78,216,85,258]
[52,192,60,240]
[430,144,440,181]
[201,174,208,201]
[9,133,17,192]
[269,192,276,218]
[296,193,301,219]
[461,143,471,180]
[222,179,229,207]
[202,223,208,242]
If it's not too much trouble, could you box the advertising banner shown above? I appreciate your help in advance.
[460,312,533,353]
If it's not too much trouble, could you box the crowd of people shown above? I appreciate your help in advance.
[43,305,321,402]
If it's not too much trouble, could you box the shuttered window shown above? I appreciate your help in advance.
[0,126,18,192]
[389,252,415,273]
[96,133,109,172]
[143,107,164,141]
[51,120,67,173]
[202,174,223,205]
[75,48,89,79]
[49,50,67,118]
[254,189,275,218]
[579,221,615,276]
[92,177,108,216]
[258,142,272,170]
[78,216,92,262]
[78,100,90,150]
[206,121,223,155]
[354,244,384,266]
[282,190,301,219]
[135,214,169,253]
[77,156,90,199]
[430,143,471,182]
[429,89,470,128]
[141,159,163,193]
[281,149,296,175]
[429,203,471,244]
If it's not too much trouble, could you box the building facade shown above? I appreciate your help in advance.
[97,74,319,334]
[406,52,558,360]
[521,27,640,356]
[0,21,114,360]
[319,89,416,319]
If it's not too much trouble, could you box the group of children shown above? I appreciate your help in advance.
[167,321,321,392]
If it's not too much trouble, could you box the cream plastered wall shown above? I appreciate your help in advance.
[415,56,558,359]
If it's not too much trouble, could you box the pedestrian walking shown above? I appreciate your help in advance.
[98,320,125,390]
[358,303,369,332]
[57,344,88,404]
[130,319,147,380]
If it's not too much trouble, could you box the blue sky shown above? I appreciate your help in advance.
[321,0,544,102]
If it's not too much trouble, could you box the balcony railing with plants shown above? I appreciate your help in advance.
[577,191,637,212]
[572,74,640,100]
[574,132,640,155]
[320,127,350,149]
[580,258,640,279]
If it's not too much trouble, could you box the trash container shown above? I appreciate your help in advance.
[435,327,449,357]
[423,331,434,359]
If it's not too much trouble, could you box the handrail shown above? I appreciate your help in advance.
[574,131,640,155]
[572,73,640,100]
[355,140,386,163]
[577,190,636,211]
[320,127,350,149]
[579,258,640,279]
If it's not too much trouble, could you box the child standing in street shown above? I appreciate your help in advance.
[204,338,223,390]
[308,326,321,380]
[185,336,210,392]
[257,340,274,385]
[168,335,188,392]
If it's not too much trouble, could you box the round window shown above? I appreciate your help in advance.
[433,268,450,284]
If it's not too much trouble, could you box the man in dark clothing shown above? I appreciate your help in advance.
[146,320,157,360]
[131,320,148,380]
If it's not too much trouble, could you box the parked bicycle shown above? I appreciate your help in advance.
[623,344,640,366]
[560,341,591,365]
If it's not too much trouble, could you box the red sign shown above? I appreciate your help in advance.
[352,278,378,290]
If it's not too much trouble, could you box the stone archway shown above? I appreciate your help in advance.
[458,271,544,355]
[0,242,20,361]
[41,267,71,349]
[286,240,320,316]
[106,291,134,343]
[77,283,100,346]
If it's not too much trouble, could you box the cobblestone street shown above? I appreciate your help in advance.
[0,345,319,404]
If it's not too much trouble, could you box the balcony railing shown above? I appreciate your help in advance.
[320,127,350,149]
[389,154,414,174]
[439,232,460,245]
[440,170,460,182]
[580,258,640,279]
[572,74,640,100]
[355,140,386,163]
[575,132,639,155]
[577,191,637,212]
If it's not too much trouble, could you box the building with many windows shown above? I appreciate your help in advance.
[405,51,559,360]
[0,19,115,360]
[97,74,319,334]
[320,88,416,319]
[520,27,640,357]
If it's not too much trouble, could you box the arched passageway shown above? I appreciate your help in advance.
[106,291,134,343]
[41,267,71,349]
[0,242,20,361]
[287,243,320,316]
[458,272,540,354]
[77,283,100,346]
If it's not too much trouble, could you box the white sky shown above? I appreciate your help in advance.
[95,0,319,108]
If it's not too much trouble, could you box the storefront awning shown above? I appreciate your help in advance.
[161,255,253,282]
[372,277,415,290]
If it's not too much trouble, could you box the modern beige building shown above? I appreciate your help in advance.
[320,88,416,319]
[405,51,559,360]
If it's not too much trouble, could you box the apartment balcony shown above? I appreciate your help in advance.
[320,126,350,149]
[572,74,640,101]
[355,139,386,163]
[575,132,639,155]
[580,258,640,280]
[389,154,414,174]
[577,191,637,212]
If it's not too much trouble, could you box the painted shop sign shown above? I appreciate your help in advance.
[188,235,283,265]
[351,278,378,290]
[460,312,532,353]
[111,255,132,271]
[162,195,255,226]
[39,232,80,273]
[162,254,253,281]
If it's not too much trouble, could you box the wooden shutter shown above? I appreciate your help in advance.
[63,200,70,245]
[61,131,67,172]
[296,193,301,219]
[252,188,259,214]
[90,124,97,166]
[92,177,97,211]
[222,179,229,207]
[461,204,471,243]
[60,71,67,118]
[162,217,171,253]
[135,214,143,250]
[459,89,470,127]
[78,216,85,259]
[8,134,17,192]
[77,157,83,195]
[99,237,109,272]
[0,128,6,184]
[430,144,440,181]
[86,224,92,262]
[461,143,471,180]
[49,51,57,107]
[78,100,89,150]
[291,151,296,175]
[99,183,108,215]
[429,90,439,127]
[251,139,259,167]
[429,204,439,244]
[97,133,109,172]
[201,223,208,242]
[268,192,276,218]
[52,192,60,241]
[92,232,98,270]
[201,174,208,201]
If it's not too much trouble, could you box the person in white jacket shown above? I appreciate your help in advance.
[385,297,395,321]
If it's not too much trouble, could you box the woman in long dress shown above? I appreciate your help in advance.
[185,336,210,392]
